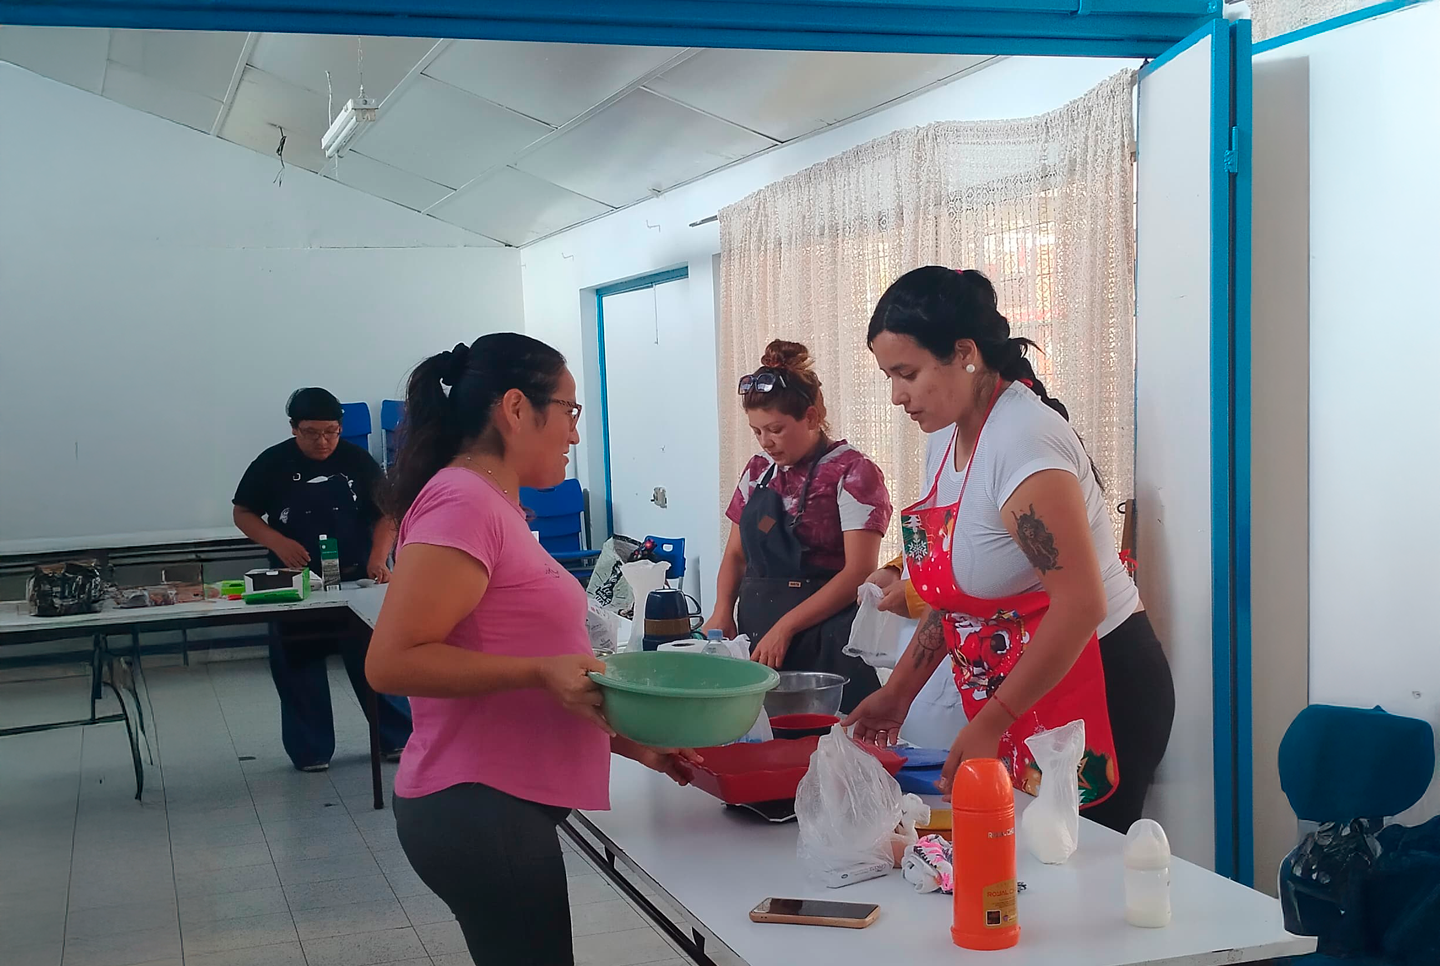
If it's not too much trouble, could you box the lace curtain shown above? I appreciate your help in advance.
[1247,0,1380,40]
[717,71,1137,553]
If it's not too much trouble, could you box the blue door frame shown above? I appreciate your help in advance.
[2,0,1258,882]
[593,268,690,540]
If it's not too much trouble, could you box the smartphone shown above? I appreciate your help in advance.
[749,898,880,929]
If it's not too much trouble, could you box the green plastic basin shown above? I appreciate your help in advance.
[590,652,780,748]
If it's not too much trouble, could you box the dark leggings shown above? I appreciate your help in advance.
[395,783,574,965]
[1081,610,1177,834]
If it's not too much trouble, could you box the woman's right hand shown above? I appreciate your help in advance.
[538,654,615,735]
[841,685,913,747]
[271,536,312,571]
[700,612,738,640]
[865,566,901,593]
[862,565,909,616]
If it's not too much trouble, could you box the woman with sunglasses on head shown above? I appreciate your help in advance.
[365,333,700,966]
[702,340,892,713]
[845,267,1174,834]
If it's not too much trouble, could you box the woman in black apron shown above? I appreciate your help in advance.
[703,340,893,713]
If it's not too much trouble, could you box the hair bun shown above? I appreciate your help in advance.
[440,342,471,387]
[760,339,813,372]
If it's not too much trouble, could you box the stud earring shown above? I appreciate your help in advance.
[965,364,976,373]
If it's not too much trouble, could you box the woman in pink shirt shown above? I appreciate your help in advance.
[366,332,697,966]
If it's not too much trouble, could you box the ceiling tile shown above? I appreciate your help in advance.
[429,167,611,246]
[332,151,455,213]
[0,26,109,93]
[103,63,223,132]
[219,67,330,172]
[355,75,551,189]
[108,29,247,101]
[515,88,774,207]
[424,40,680,126]
[249,33,437,104]
[648,50,993,142]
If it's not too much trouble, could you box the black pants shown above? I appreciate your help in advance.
[1081,610,1176,834]
[269,624,412,769]
[395,783,574,965]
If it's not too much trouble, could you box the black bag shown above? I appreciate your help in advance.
[27,561,106,617]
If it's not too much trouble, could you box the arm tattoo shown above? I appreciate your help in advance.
[1012,503,1063,574]
[910,609,946,670]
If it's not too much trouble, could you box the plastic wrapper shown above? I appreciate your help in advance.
[844,582,908,669]
[27,562,105,617]
[1020,719,1085,864]
[796,725,904,888]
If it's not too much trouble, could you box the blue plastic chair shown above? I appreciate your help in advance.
[341,402,372,456]
[381,399,404,468]
[643,536,686,585]
[520,479,601,584]
[1277,705,1437,966]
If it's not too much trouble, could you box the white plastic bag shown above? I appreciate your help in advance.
[844,583,907,669]
[619,560,670,653]
[585,600,621,655]
[658,634,750,660]
[1020,718,1086,864]
[796,725,904,888]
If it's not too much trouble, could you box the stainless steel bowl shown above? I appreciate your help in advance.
[763,671,849,718]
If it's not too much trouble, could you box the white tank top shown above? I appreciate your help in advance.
[911,382,1139,638]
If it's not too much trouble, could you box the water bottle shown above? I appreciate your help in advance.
[1124,819,1172,928]
[318,534,341,590]
[951,759,1020,950]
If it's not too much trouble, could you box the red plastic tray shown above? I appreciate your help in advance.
[688,736,905,805]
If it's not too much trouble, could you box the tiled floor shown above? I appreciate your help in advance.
[0,659,694,966]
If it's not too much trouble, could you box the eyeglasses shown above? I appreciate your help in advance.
[297,428,342,442]
[738,368,811,403]
[546,398,583,426]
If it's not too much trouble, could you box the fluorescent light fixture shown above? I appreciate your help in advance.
[321,98,378,158]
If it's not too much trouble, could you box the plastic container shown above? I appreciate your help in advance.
[1124,819,1172,928]
[768,714,840,740]
[951,759,1020,950]
[589,652,779,748]
[687,736,905,805]
[318,534,341,589]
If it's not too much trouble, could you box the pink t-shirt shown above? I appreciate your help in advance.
[391,467,611,810]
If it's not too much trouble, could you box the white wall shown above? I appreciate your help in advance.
[0,64,523,552]
[1249,51,1311,892]
[1134,36,1219,870]
[1261,2,1440,826]
[521,55,1138,603]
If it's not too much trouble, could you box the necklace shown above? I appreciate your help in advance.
[461,455,520,506]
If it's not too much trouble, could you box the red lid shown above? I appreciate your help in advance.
[949,758,1014,814]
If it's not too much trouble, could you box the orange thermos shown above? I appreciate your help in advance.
[950,758,1020,950]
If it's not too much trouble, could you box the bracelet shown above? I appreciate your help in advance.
[991,694,1020,722]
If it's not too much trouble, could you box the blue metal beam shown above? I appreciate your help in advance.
[0,1,1217,57]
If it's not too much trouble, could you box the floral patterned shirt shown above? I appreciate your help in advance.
[725,440,892,573]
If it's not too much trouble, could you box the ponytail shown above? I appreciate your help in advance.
[385,333,567,519]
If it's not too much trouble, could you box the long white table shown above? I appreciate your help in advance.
[569,758,1315,966]
[0,584,391,803]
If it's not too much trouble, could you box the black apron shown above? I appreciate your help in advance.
[735,445,881,714]
[273,470,371,580]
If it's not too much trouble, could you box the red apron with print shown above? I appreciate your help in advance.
[902,393,1120,808]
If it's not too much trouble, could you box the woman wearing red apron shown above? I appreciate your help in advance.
[845,267,1175,833]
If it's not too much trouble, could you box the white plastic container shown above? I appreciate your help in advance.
[1123,819,1172,928]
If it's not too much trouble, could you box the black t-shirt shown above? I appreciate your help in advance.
[233,439,383,573]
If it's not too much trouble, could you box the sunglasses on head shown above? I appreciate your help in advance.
[737,369,788,396]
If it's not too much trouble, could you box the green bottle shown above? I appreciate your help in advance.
[318,533,341,590]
